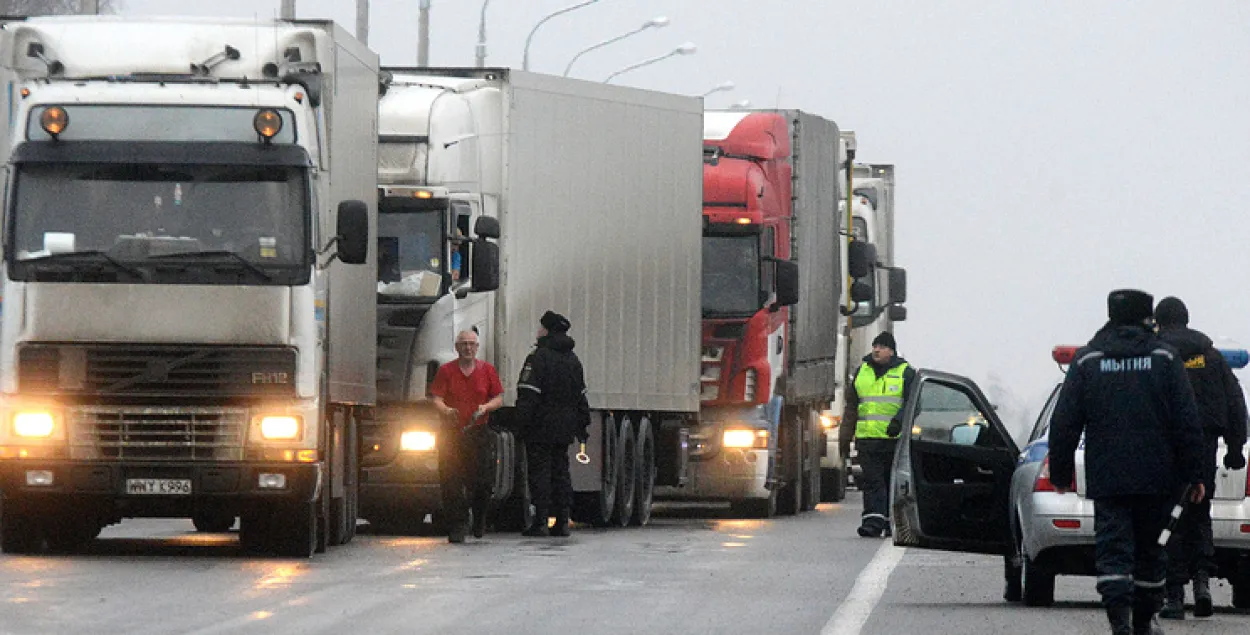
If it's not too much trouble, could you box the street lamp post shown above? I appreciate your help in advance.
[418,0,432,66]
[700,81,735,98]
[563,16,669,77]
[603,42,697,84]
[523,0,602,72]
[475,0,491,68]
[280,0,296,19]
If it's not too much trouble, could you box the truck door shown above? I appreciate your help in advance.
[890,370,1019,554]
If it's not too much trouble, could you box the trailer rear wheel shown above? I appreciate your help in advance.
[495,448,534,532]
[0,500,42,554]
[777,413,803,516]
[572,412,617,527]
[821,467,847,503]
[629,417,655,527]
[611,418,637,527]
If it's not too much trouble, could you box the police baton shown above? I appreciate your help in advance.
[1157,484,1196,547]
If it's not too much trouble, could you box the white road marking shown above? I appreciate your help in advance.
[820,540,906,635]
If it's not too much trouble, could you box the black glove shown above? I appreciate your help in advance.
[886,418,902,438]
[576,428,589,444]
[1225,449,1247,471]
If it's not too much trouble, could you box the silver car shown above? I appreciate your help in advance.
[889,369,1250,610]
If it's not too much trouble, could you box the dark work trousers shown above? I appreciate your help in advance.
[1166,435,1219,585]
[527,442,572,519]
[857,439,897,532]
[439,425,492,530]
[1094,495,1172,614]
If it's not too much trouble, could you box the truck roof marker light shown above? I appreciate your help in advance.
[253,109,283,140]
[40,106,68,138]
[293,91,305,104]
[19,88,30,99]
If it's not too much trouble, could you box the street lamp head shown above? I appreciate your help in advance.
[717,81,735,91]
[645,16,670,29]
[731,99,751,108]
[675,42,697,55]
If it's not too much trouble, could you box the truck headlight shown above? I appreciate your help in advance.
[723,429,768,449]
[259,415,302,440]
[400,430,436,452]
[14,411,56,438]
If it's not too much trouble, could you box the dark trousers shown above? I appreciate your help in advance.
[439,426,491,528]
[527,442,572,518]
[1166,437,1219,585]
[1094,496,1171,611]
[857,440,896,532]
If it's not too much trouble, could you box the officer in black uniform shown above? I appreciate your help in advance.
[1050,289,1205,635]
[515,310,591,537]
[1153,297,1248,619]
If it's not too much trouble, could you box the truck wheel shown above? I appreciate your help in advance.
[777,414,803,516]
[821,467,847,503]
[192,511,236,533]
[45,517,98,554]
[629,417,656,527]
[271,502,317,558]
[730,490,777,519]
[496,448,534,532]
[1022,555,1055,607]
[0,503,41,554]
[611,418,637,527]
[571,413,617,527]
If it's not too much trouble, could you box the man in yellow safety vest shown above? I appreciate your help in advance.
[840,332,916,538]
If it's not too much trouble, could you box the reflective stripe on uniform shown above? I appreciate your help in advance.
[860,396,903,405]
[861,513,887,521]
[1097,574,1133,584]
[1134,578,1166,589]
[518,383,542,393]
[859,414,893,421]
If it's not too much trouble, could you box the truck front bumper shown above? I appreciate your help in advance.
[657,447,771,501]
[359,451,442,517]
[0,460,321,516]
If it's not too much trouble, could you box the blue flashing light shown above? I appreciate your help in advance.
[1218,348,1249,370]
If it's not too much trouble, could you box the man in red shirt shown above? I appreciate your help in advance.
[430,329,503,543]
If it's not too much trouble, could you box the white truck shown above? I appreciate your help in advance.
[0,16,379,557]
[822,132,908,501]
[360,68,703,530]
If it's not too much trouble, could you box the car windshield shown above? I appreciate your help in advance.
[702,234,760,317]
[377,199,446,298]
[9,162,308,278]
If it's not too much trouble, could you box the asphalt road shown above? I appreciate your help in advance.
[1,492,1245,635]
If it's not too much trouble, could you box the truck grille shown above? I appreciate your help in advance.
[18,344,297,398]
[69,406,248,461]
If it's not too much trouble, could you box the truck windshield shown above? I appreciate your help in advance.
[702,235,761,317]
[8,163,309,284]
[377,199,445,299]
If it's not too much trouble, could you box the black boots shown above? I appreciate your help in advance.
[550,509,570,537]
[1133,594,1165,635]
[522,507,549,537]
[1193,571,1213,617]
[1159,585,1184,620]
[1107,605,1132,635]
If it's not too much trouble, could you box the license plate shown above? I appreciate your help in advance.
[125,478,192,495]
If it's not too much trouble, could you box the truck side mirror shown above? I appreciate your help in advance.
[848,241,876,279]
[472,240,500,292]
[888,267,907,304]
[774,259,799,308]
[887,304,908,322]
[474,216,501,240]
[335,200,369,265]
[851,280,873,303]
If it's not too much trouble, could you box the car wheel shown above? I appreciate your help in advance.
[1022,555,1055,607]
[1233,577,1250,610]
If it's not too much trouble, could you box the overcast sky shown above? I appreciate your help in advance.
[120,0,1250,438]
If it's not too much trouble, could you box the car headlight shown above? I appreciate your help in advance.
[14,411,56,438]
[723,428,768,449]
[400,430,436,452]
[259,415,302,440]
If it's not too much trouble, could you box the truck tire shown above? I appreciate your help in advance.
[1022,555,1055,607]
[777,413,803,516]
[271,502,317,558]
[572,413,617,527]
[0,502,41,554]
[730,490,777,519]
[192,511,236,533]
[495,446,534,532]
[329,409,360,546]
[45,517,99,554]
[611,418,637,527]
[629,417,656,527]
[821,467,847,503]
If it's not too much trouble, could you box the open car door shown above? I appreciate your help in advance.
[891,370,1019,554]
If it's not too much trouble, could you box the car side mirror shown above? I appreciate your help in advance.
[887,304,907,322]
[335,200,369,265]
[888,267,907,304]
[472,239,500,292]
[848,240,876,279]
[774,259,799,308]
[474,215,501,240]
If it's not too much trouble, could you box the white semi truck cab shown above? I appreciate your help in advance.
[0,16,379,557]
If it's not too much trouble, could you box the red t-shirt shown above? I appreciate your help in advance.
[430,360,504,428]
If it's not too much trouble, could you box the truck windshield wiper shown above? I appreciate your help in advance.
[147,251,274,282]
[20,250,144,279]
